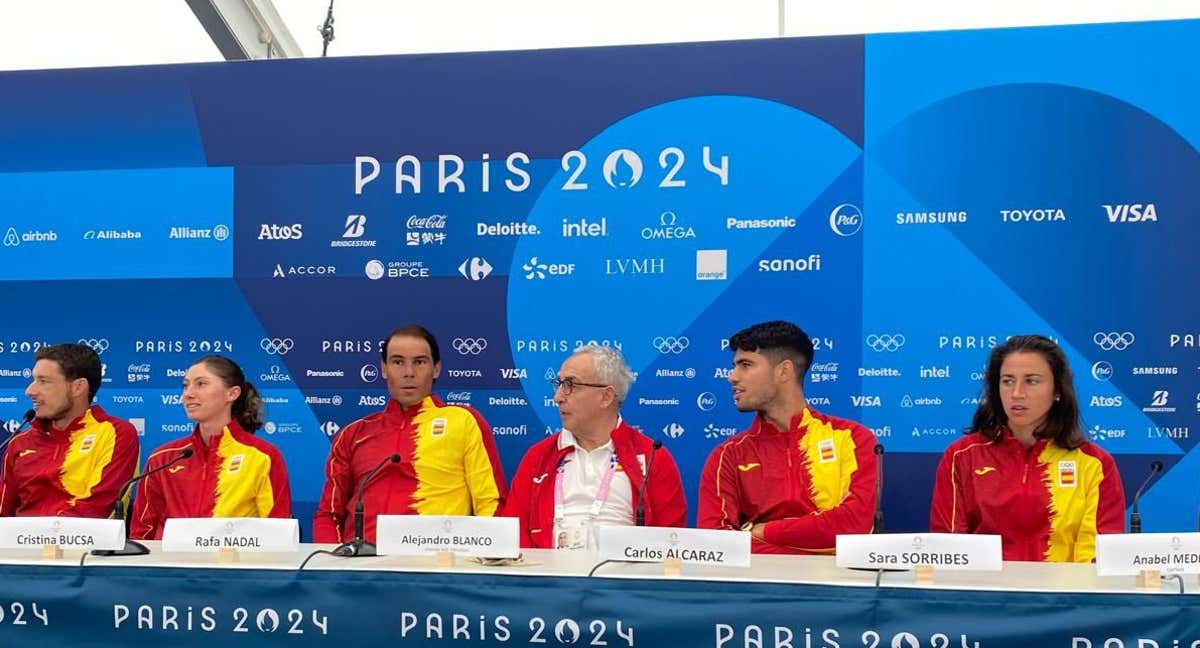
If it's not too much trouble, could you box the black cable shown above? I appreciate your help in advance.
[874,568,884,587]
[79,551,88,567]
[320,0,336,57]
[587,559,620,577]
[298,549,340,571]
[1162,574,1185,595]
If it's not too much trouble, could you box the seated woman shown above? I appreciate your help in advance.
[132,355,291,540]
[930,335,1124,562]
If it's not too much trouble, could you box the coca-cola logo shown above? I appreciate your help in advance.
[407,215,447,229]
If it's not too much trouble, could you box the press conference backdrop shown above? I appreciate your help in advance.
[0,19,1196,537]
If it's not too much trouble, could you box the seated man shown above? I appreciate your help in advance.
[698,321,877,553]
[313,325,507,544]
[1,343,139,517]
[504,345,686,549]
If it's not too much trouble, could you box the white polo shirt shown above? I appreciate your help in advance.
[552,427,634,550]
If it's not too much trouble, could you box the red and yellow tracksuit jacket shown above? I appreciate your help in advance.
[930,429,1125,562]
[501,420,688,548]
[131,420,291,540]
[313,395,508,544]
[0,405,138,518]
[698,407,878,554]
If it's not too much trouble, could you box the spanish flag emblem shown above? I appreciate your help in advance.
[818,439,836,463]
[1058,460,1076,487]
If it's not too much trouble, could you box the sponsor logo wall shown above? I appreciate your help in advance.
[1,19,1198,534]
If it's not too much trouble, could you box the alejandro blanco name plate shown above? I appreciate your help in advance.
[161,518,300,553]
[597,526,752,567]
[836,533,1003,571]
[1095,533,1200,576]
[0,516,124,551]
[376,515,520,558]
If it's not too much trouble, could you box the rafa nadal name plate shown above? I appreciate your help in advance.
[0,516,124,551]
[161,518,300,552]
[376,515,520,558]
[836,533,1002,571]
[1096,533,1200,576]
[597,526,752,567]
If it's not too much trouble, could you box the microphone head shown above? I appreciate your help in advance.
[21,409,35,423]
[179,447,194,459]
[874,443,885,455]
[389,453,401,463]
[1151,460,1164,473]
[651,439,663,450]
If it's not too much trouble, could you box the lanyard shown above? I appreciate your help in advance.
[553,451,618,526]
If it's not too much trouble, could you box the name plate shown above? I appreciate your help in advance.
[0,516,124,551]
[597,526,751,567]
[836,533,1002,571]
[161,518,300,553]
[1096,533,1200,576]
[376,515,519,558]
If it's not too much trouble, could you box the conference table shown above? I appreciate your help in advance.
[0,543,1194,646]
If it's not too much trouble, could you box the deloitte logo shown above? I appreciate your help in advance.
[829,203,863,236]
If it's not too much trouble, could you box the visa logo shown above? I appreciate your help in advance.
[161,394,183,405]
[1103,203,1157,223]
[500,368,527,379]
[851,395,881,407]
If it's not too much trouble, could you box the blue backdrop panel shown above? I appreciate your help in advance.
[0,20,1196,536]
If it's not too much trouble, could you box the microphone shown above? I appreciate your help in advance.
[1129,460,1164,534]
[634,440,663,527]
[0,409,35,456]
[872,444,885,534]
[92,446,194,556]
[334,453,401,557]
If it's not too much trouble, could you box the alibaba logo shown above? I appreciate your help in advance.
[973,466,997,476]
[737,463,761,472]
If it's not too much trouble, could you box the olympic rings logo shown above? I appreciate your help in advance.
[1092,331,1134,351]
[77,338,110,354]
[260,337,294,355]
[452,338,488,355]
[865,334,905,352]
[652,336,690,354]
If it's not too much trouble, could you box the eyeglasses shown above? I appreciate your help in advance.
[550,377,610,395]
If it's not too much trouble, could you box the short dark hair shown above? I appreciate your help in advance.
[194,355,264,432]
[727,321,815,378]
[969,335,1084,449]
[380,324,441,364]
[36,343,102,402]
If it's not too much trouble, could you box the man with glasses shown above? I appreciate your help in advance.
[502,345,686,549]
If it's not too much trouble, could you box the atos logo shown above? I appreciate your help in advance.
[714,368,732,379]
[1104,203,1157,223]
[1089,395,1123,408]
[359,395,387,407]
[257,223,303,240]
[829,203,863,236]
[851,395,881,407]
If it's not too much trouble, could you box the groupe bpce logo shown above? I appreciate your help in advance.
[1093,331,1135,351]
[652,336,690,354]
[260,337,294,356]
[452,337,488,355]
[77,338,110,354]
[865,334,905,352]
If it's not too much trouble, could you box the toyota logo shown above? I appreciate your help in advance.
[77,338,110,354]
[652,336,690,354]
[260,337,294,355]
[865,334,905,352]
[452,338,488,355]
[1093,331,1135,351]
